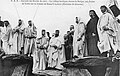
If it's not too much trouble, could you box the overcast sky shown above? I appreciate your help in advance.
[0,0,120,37]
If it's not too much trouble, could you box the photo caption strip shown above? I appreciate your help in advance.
[11,0,95,6]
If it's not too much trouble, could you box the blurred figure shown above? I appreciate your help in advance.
[0,16,4,27]
[64,32,69,60]
[24,20,37,56]
[33,29,48,73]
[65,25,74,60]
[97,5,117,57]
[86,10,100,56]
[2,21,13,54]
[0,16,4,49]
[12,19,25,54]
[73,17,86,58]
[47,30,66,69]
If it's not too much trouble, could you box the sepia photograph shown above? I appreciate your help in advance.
[0,0,120,76]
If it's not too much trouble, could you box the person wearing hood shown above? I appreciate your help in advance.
[12,19,25,54]
[47,30,66,70]
[73,17,86,58]
[32,29,48,73]
[97,5,118,57]
[23,20,37,56]
[86,10,100,56]
[2,21,13,54]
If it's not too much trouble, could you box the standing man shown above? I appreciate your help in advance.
[33,29,48,73]
[24,20,37,56]
[86,10,100,56]
[0,16,4,49]
[48,30,66,69]
[73,17,86,58]
[68,25,74,59]
[12,19,25,54]
[2,21,13,54]
[65,25,74,60]
[97,5,117,57]
[64,31,69,60]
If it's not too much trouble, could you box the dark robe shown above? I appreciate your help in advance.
[0,21,4,27]
[86,17,100,56]
[0,21,4,48]
[65,33,73,60]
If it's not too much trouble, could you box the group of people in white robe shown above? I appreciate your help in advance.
[0,19,66,73]
[33,5,120,73]
[0,4,120,74]
[71,5,120,59]
[0,20,37,56]
[33,29,66,73]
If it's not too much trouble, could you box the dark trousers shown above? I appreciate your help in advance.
[65,45,73,60]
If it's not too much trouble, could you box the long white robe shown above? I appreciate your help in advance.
[30,25,37,54]
[73,22,86,57]
[24,27,31,54]
[47,36,66,69]
[32,36,48,73]
[0,27,4,49]
[2,25,13,54]
[114,15,120,51]
[24,25,37,55]
[116,20,120,51]
[97,12,117,54]
[12,23,25,54]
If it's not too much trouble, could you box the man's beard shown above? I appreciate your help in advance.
[55,34,59,37]
[42,34,45,36]
[90,15,94,19]
[70,27,73,31]
[101,10,106,14]
[29,24,32,26]
[18,23,22,26]
[76,21,79,24]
